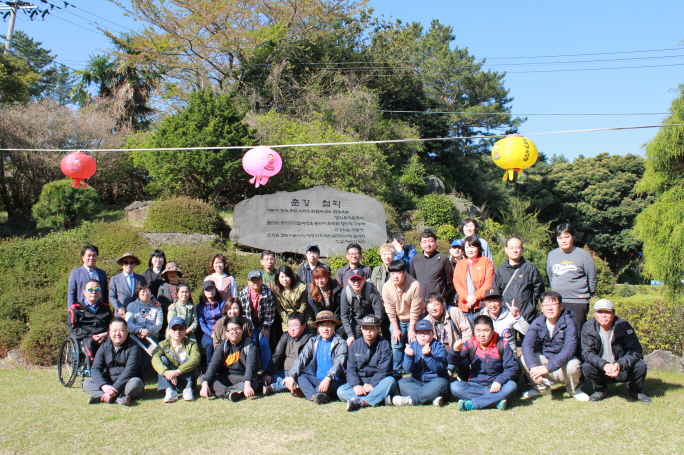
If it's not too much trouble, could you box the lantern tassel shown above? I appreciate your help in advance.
[71,179,81,188]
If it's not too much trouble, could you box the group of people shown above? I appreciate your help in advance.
[66,219,651,409]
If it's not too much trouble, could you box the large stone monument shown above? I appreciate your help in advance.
[230,186,387,257]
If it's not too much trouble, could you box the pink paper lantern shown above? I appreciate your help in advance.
[60,152,97,188]
[242,146,282,188]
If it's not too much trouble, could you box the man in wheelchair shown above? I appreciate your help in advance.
[68,279,112,362]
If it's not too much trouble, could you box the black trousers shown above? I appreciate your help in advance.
[582,360,647,393]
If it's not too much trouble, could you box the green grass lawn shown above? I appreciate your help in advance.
[1,366,683,454]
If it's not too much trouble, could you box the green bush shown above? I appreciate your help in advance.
[416,194,460,229]
[0,318,29,357]
[144,197,228,235]
[595,295,684,355]
[381,201,402,235]
[588,246,616,297]
[31,179,103,230]
[612,285,637,298]
[436,224,459,244]
[20,306,68,366]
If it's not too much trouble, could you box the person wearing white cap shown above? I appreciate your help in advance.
[581,299,650,402]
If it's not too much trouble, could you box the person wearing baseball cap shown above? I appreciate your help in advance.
[392,319,450,407]
[449,239,464,266]
[340,270,384,347]
[477,287,530,354]
[580,299,650,402]
[284,311,347,404]
[152,316,201,403]
[338,315,396,411]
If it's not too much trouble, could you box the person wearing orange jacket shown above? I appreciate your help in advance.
[453,236,494,326]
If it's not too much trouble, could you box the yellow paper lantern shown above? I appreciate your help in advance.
[491,135,538,181]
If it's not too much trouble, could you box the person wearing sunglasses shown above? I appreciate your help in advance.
[109,252,148,317]
[68,279,113,363]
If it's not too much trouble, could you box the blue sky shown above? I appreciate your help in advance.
[8,0,684,161]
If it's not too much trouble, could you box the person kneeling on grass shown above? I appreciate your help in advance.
[284,311,348,404]
[448,315,518,411]
[581,299,650,403]
[83,317,143,406]
[262,312,313,396]
[199,317,258,401]
[392,319,449,407]
[152,317,201,403]
[338,315,397,411]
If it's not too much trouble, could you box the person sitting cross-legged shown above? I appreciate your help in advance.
[262,312,313,396]
[581,299,651,403]
[152,317,201,403]
[448,315,519,411]
[284,311,348,405]
[392,319,450,407]
[338,315,397,411]
[199,317,258,401]
[83,317,143,406]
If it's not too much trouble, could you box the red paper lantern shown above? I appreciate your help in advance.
[60,152,97,188]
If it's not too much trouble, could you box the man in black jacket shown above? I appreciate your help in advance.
[581,299,650,402]
[68,279,112,362]
[200,317,259,401]
[262,312,313,395]
[494,236,545,324]
[337,314,396,411]
[83,317,143,406]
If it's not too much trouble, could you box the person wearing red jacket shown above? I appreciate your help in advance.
[453,236,494,325]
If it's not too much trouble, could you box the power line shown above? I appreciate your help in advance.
[377,111,670,116]
[1,124,681,153]
[70,4,131,32]
[49,14,106,37]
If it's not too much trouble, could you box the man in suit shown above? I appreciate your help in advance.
[67,244,108,310]
[109,253,147,317]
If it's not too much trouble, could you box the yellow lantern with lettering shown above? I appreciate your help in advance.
[491,135,538,181]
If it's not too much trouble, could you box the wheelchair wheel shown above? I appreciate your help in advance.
[57,337,79,387]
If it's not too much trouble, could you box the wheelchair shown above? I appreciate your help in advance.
[57,335,92,387]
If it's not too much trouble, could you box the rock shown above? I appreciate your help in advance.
[643,350,683,373]
[142,232,218,248]
[230,185,387,257]
[5,349,25,364]
[124,201,155,226]
[425,175,445,195]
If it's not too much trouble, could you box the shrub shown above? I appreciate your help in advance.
[595,295,684,355]
[0,318,29,357]
[20,306,68,366]
[31,179,103,230]
[436,224,459,244]
[612,285,637,298]
[381,201,402,234]
[416,194,460,229]
[144,197,228,235]
[588,246,616,297]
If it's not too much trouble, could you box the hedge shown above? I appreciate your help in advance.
[143,197,228,236]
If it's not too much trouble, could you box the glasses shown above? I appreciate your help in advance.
[287,324,302,329]
[226,327,243,333]
[542,303,560,308]
[86,287,101,293]
[122,261,137,265]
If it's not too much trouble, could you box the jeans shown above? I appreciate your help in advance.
[297,373,343,401]
[209,375,247,398]
[157,355,196,392]
[267,369,289,393]
[201,333,215,364]
[450,380,517,409]
[390,321,410,375]
[582,360,647,393]
[83,377,144,399]
[253,325,271,371]
[397,376,450,405]
[337,377,397,407]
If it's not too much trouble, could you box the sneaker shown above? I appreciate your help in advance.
[628,391,652,403]
[432,396,444,407]
[384,395,393,406]
[292,387,305,398]
[87,396,99,405]
[313,393,330,405]
[589,390,608,402]
[346,398,365,412]
[522,387,550,399]
[392,396,413,406]
[457,399,475,412]
[164,388,178,403]
[496,399,507,410]
[228,391,244,402]
[116,395,132,406]
[182,387,194,402]
[572,391,590,402]
[262,385,274,396]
